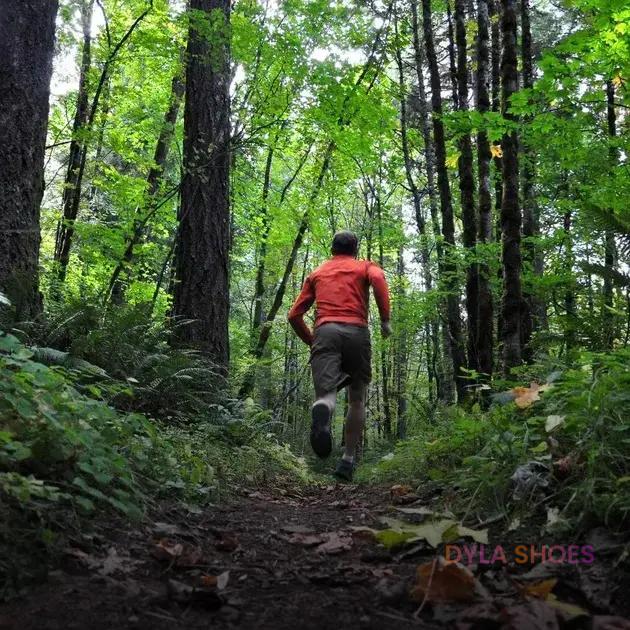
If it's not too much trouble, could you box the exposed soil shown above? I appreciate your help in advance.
[1,482,629,630]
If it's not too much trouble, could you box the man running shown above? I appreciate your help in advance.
[287,231,391,481]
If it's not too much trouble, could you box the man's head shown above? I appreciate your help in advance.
[331,231,358,257]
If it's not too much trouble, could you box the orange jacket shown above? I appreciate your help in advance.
[287,254,390,345]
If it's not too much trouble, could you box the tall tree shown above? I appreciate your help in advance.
[475,0,494,378]
[409,0,449,402]
[454,0,479,375]
[603,80,617,350]
[394,13,439,401]
[499,0,523,373]
[421,0,467,400]
[0,0,58,318]
[520,0,542,359]
[173,0,231,367]
[54,0,94,285]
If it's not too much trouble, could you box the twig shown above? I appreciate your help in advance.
[413,557,437,618]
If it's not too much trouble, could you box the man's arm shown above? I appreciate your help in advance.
[287,276,315,345]
[367,263,391,337]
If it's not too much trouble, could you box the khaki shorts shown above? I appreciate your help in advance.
[310,323,371,394]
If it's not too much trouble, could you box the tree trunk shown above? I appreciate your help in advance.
[0,0,58,318]
[394,16,438,402]
[499,0,523,374]
[455,0,479,376]
[395,234,407,439]
[108,70,185,304]
[563,208,576,352]
[603,81,617,350]
[446,0,460,109]
[475,0,494,379]
[251,141,276,334]
[377,193,392,437]
[410,0,447,402]
[54,0,94,285]
[520,0,543,360]
[490,0,504,345]
[173,0,231,367]
[421,0,467,401]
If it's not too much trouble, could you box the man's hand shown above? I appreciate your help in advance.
[381,320,392,339]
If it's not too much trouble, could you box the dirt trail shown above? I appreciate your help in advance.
[1,483,629,630]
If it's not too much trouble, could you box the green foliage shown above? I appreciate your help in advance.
[359,349,630,532]
[0,329,310,597]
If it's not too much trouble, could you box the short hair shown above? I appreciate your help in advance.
[331,231,358,256]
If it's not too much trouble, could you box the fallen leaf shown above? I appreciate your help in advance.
[379,517,488,548]
[315,532,352,555]
[289,532,325,546]
[517,578,558,599]
[410,557,478,603]
[200,570,230,591]
[545,594,589,621]
[375,529,417,549]
[512,382,552,409]
[390,484,413,497]
[152,539,205,566]
[444,523,489,545]
[152,538,184,561]
[545,415,565,433]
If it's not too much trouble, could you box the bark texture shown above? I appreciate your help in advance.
[173,0,231,367]
[54,0,94,283]
[0,0,58,318]
[410,0,449,402]
[603,80,617,350]
[422,0,467,401]
[499,0,523,373]
[475,0,494,378]
[454,0,479,376]
[520,0,543,359]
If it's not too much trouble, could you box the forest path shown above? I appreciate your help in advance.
[2,482,629,630]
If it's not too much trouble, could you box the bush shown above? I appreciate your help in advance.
[0,329,311,597]
[358,349,630,531]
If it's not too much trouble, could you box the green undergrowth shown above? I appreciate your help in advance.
[357,349,630,534]
[0,329,310,598]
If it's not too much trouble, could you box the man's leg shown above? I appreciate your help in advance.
[310,387,336,458]
[342,381,366,462]
[314,388,337,416]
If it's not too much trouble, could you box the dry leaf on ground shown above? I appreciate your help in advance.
[200,570,230,591]
[315,532,352,555]
[390,484,413,497]
[151,538,204,566]
[517,578,558,599]
[410,557,478,604]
